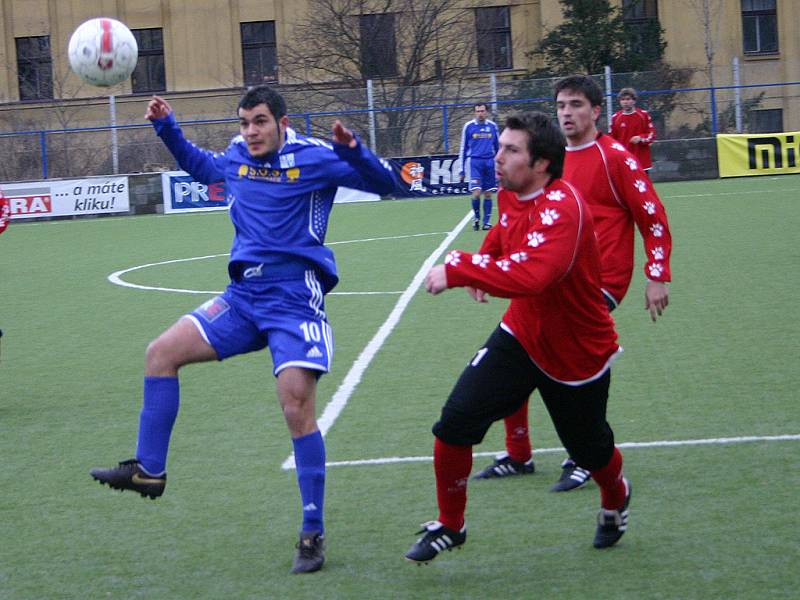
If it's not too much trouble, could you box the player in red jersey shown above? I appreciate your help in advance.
[0,188,8,357]
[610,87,656,172]
[474,75,672,492]
[404,111,631,563]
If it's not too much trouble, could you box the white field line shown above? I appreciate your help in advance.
[106,232,450,296]
[309,433,800,469]
[281,211,474,470]
[661,187,800,199]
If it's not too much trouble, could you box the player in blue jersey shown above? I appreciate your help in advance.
[90,85,396,574]
[458,103,500,231]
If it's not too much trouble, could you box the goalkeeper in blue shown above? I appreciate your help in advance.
[90,85,396,574]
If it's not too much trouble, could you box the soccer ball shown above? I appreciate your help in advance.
[68,18,138,87]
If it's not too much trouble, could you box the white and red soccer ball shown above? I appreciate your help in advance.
[68,18,138,87]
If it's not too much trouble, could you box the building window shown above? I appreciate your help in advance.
[749,108,782,133]
[16,36,53,100]
[623,0,658,20]
[241,21,278,85]
[360,13,397,78]
[742,0,778,54]
[131,28,166,93]
[475,7,512,71]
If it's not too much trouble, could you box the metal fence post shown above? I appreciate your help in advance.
[710,85,718,135]
[367,79,376,152]
[490,73,498,115]
[110,94,119,174]
[40,131,48,179]
[604,66,613,127]
[304,113,312,135]
[733,57,743,133]
[443,105,449,153]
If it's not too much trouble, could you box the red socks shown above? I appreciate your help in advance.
[591,447,626,509]
[434,438,472,531]
[504,400,532,463]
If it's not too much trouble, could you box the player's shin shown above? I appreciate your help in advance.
[434,438,472,531]
[591,446,626,509]
[293,430,326,533]
[135,376,180,475]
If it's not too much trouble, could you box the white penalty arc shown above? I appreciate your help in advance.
[106,231,450,296]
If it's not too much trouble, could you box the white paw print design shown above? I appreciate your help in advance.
[527,231,546,247]
[634,179,648,193]
[510,251,529,263]
[648,263,664,278]
[643,201,656,215]
[650,223,664,237]
[496,259,512,272]
[625,157,639,170]
[651,246,665,260]
[445,250,462,266]
[540,208,560,225]
[611,142,626,152]
[472,254,491,268]
[546,190,566,202]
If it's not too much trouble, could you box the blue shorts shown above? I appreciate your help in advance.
[185,269,334,376]
[469,157,497,193]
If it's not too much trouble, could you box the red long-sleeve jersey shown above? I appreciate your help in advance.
[564,133,672,305]
[609,107,655,170]
[0,190,9,235]
[445,179,620,384]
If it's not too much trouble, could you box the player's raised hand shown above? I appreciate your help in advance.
[645,281,669,322]
[332,120,358,148]
[145,95,173,121]
[466,286,488,303]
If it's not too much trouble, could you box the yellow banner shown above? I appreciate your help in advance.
[717,131,800,177]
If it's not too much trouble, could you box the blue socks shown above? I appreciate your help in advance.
[135,376,180,475]
[483,197,493,224]
[293,431,326,533]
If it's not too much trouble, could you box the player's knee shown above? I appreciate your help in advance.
[432,417,486,446]
[145,335,178,375]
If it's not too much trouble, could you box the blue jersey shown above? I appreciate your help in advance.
[153,114,395,293]
[458,119,499,175]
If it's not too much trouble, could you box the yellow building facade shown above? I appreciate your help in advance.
[0,0,797,132]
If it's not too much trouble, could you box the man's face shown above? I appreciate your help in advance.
[238,103,287,157]
[556,89,600,145]
[495,128,537,192]
[474,105,488,122]
[620,95,636,113]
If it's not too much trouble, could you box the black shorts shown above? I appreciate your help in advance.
[432,325,615,471]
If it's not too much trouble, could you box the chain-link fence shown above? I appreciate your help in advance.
[1,65,798,182]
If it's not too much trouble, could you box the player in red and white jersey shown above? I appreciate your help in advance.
[475,75,672,492]
[610,87,656,171]
[0,188,9,235]
[404,112,631,563]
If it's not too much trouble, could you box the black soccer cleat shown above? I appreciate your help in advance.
[482,222,492,230]
[472,218,480,231]
[593,478,632,549]
[90,459,166,500]
[472,452,535,480]
[291,530,325,574]
[550,457,591,492]
[405,520,466,564]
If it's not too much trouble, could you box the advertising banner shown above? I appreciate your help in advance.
[391,154,471,197]
[160,171,379,214]
[717,131,800,177]
[5,176,130,220]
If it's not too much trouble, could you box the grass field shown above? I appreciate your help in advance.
[2,175,799,599]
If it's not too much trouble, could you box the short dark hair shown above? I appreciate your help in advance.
[474,102,488,110]
[504,111,565,179]
[553,75,604,108]
[238,85,287,120]
[618,87,637,100]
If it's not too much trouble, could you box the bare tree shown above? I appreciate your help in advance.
[681,0,725,133]
[281,0,477,156]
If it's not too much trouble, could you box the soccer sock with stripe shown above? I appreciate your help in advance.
[591,446,626,510]
[135,376,180,476]
[504,399,532,463]
[434,437,472,531]
[471,197,480,219]
[293,430,326,534]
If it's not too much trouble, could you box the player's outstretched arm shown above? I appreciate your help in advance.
[144,95,173,121]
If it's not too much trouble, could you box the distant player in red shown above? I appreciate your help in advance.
[474,75,672,492]
[0,188,8,357]
[404,111,631,564]
[610,87,656,171]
